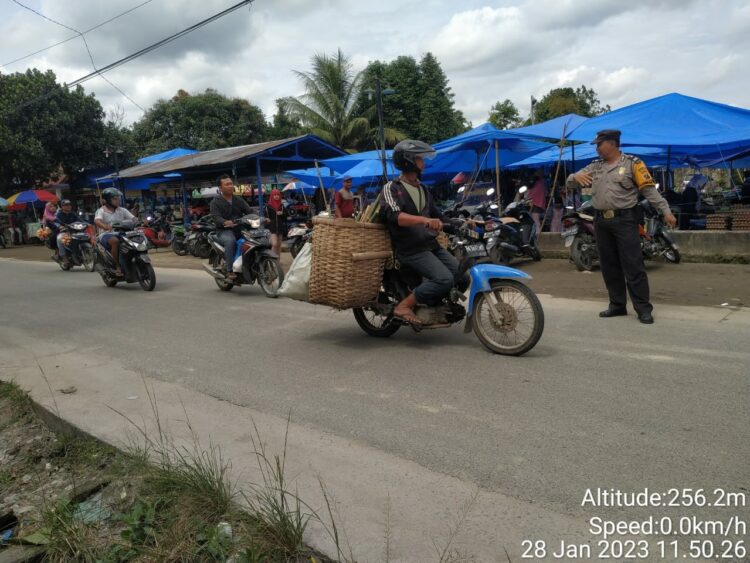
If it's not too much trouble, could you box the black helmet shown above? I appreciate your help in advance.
[102,187,123,207]
[392,139,436,173]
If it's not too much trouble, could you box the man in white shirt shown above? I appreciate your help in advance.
[94,188,134,276]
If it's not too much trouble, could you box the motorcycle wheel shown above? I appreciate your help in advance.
[659,236,681,263]
[195,240,212,259]
[101,273,117,287]
[81,244,95,272]
[135,260,156,291]
[187,238,199,257]
[353,296,400,338]
[257,257,284,298]
[471,279,544,356]
[529,243,542,261]
[171,237,188,256]
[290,239,304,259]
[570,235,595,272]
[209,251,234,291]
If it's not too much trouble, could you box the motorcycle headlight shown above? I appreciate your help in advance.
[248,218,262,229]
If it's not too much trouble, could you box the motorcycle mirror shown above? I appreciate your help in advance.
[519,185,528,194]
[486,188,495,196]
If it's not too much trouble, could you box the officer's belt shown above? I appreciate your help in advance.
[594,207,637,219]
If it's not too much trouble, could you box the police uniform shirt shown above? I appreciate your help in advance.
[567,154,671,215]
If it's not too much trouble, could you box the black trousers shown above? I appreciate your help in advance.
[594,212,652,315]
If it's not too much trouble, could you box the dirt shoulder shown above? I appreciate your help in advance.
[3,245,748,308]
[0,381,333,562]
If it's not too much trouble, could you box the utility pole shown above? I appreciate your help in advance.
[371,78,396,184]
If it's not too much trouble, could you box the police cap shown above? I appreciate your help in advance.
[591,129,621,145]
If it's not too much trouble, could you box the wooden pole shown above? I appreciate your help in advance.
[314,159,328,211]
[540,123,568,232]
[494,140,501,210]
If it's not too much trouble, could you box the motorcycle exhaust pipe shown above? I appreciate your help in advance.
[500,242,519,253]
[201,264,225,279]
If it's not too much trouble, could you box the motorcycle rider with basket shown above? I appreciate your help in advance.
[380,139,463,326]
[52,199,84,267]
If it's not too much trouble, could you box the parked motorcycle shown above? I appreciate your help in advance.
[186,216,216,258]
[639,200,681,263]
[93,221,156,291]
[563,199,680,270]
[487,186,541,264]
[287,222,312,258]
[52,220,95,271]
[561,200,598,271]
[171,223,188,256]
[352,220,544,356]
[138,213,173,249]
[202,214,285,297]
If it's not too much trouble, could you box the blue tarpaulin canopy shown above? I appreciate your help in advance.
[321,150,393,173]
[433,122,552,154]
[508,113,588,140]
[566,93,750,148]
[137,147,198,164]
[507,144,669,170]
[283,166,343,189]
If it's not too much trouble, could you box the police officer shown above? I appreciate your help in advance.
[567,130,677,324]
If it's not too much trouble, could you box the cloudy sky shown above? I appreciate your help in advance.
[1,0,748,129]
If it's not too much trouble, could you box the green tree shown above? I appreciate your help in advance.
[268,98,303,140]
[283,49,369,150]
[0,69,106,191]
[354,53,468,147]
[488,99,522,129]
[416,53,469,143]
[531,85,611,123]
[131,89,267,155]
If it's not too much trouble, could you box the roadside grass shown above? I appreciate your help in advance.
[1,379,33,422]
[1,379,480,562]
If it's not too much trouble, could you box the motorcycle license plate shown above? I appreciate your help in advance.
[561,227,578,238]
[465,243,487,258]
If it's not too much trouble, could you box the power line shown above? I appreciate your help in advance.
[68,0,254,88]
[2,0,155,67]
[9,0,145,112]
[2,0,255,118]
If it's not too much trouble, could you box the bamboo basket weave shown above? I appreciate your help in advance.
[309,217,393,309]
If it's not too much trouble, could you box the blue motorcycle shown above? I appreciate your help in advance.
[203,214,284,297]
[353,221,544,356]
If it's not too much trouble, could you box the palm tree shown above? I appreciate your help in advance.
[284,50,370,150]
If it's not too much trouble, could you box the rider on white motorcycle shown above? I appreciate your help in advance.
[94,188,135,277]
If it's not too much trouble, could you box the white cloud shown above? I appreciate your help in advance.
[0,0,748,131]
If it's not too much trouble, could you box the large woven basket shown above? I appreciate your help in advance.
[309,217,392,309]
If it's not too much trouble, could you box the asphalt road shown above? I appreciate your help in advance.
[1,259,748,538]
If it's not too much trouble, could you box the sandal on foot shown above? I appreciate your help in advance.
[393,310,422,325]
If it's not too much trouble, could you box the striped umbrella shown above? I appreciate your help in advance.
[6,189,59,206]
[0,197,8,208]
